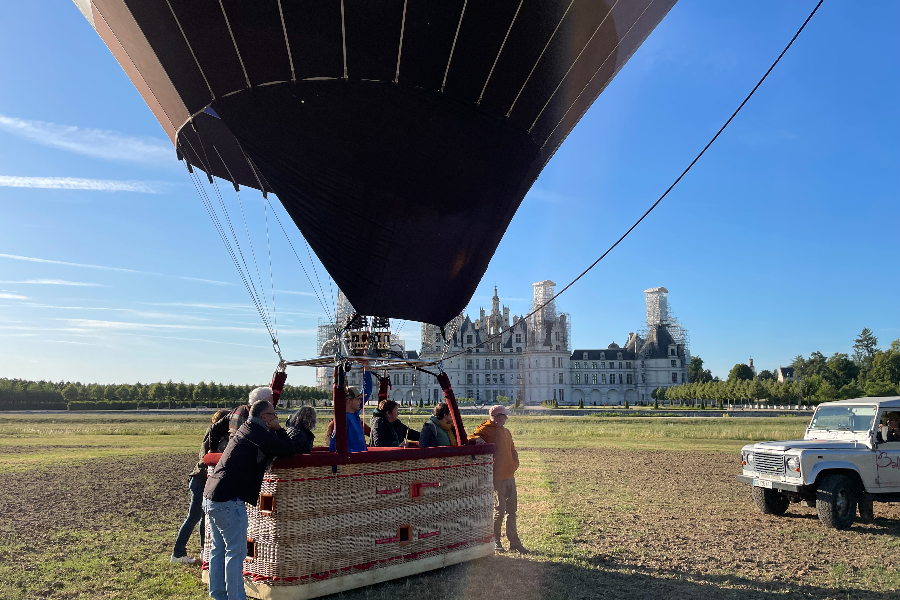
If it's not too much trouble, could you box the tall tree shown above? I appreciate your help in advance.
[728,363,755,382]
[852,328,879,367]
[825,353,859,389]
[758,369,776,382]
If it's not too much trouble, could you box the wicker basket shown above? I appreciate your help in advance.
[202,445,495,600]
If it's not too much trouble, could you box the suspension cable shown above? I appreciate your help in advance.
[263,197,334,323]
[439,0,825,364]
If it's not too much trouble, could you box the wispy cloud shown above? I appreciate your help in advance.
[0,292,28,300]
[524,188,575,204]
[277,289,319,297]
[60,318,315,336]
[0,175,159,193]
[177,276,231,286]
[0,252,147,274]
[0,114,172,165]
[0,253,228,286]
[0,279,107,287]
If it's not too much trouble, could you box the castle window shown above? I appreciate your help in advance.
[515,334,522,343]
[575,374,581,385]
[476,374,480,384]
[493,374,498,384]
[626,362,632,369]
[403,374,409,385]
[619,362,623,369]
[671,360,677,367]
[467,335,473,344]
[670,348,676,356]
[592,374,598,385]
[600,362,606,369]
[552,357,556,368]
[671,372,678,383]
[574,362,580,369]
[499,359,505,369]
[466,359,473,369]
[500,374,505,384]
[627,374,633,385]
[467,374,473,384]
[492,359,498,369]
[516,347,522,353]
[559,372,564,384]
[618,374,623,385]
[475,359,479,369]
[484,361,489,370]
[394,374,399,385]
[600,353,605,360]
[617,353,623,360]
[591,362,597,369]
[583,352,588,360]
[602,374,607,384]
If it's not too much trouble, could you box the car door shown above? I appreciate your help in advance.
[875,411,900,491]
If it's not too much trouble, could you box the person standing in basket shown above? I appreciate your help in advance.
[370,399,420,447]
[468,404,529,554]
[418,402,457,449]
[203,399,295,600]
[170,408,230,564]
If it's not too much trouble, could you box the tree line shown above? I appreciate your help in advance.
[0,378,331,411]
[665,328,900,406]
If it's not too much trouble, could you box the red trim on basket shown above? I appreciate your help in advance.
[375,536,401,544]
[376,488,401,495]
[265,461,492,482]
[418,530,440,539]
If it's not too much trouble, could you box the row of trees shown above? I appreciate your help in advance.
[676,329,900,405]
[0,378,330,411]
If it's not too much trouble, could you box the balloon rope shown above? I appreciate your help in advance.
[264,197,335,324]
[187,168,278,351]
[440,0,825,363]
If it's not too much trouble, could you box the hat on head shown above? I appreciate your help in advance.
[489,404,510,417]
[346,386,361,400]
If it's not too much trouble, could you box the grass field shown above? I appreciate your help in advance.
[1,412,898,599]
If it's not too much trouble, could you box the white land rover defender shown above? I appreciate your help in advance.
[737,397,900,529]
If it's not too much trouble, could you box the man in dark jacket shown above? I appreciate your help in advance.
[202,401,294,600]
[370,399,420,447]
[419,402,457,448]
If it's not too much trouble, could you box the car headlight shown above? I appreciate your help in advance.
[786,456,800,472]
[744,452,754,465]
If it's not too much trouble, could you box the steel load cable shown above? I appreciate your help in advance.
[437,0,825,366]
[187,168,279,350]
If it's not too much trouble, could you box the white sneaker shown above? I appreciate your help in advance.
[170,555,198,564]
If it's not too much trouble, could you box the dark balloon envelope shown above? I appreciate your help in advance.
[73,0,676,326]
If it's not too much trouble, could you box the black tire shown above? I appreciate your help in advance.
[751,486,790,515]
[816,474,857,530]
[858,492,874,522]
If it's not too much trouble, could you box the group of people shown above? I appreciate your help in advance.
[170,384,527,600]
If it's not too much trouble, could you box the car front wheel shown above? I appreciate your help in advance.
[751,486,790,515]
[816,474,856,530]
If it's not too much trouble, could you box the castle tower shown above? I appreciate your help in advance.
[643,286,669,327]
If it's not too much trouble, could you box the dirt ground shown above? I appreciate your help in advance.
[1,448,898,599]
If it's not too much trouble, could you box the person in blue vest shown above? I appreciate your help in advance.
[328,386,368,452]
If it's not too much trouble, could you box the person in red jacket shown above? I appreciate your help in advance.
[469,405,528,554]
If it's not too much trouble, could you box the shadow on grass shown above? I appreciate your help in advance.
[323,554,897,600]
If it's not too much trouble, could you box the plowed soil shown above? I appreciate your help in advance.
[1,448,897,599]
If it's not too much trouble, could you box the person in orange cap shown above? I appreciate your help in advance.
[469,404,528,554]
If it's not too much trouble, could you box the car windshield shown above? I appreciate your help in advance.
[809,405,877,432]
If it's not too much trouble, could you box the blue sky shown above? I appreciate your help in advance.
[1,1,897,387]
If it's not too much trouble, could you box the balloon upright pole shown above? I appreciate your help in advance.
[333,365,349,454]
[436,373,466,446]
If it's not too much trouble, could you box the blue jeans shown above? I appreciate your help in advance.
[173,476,206,557]
[203,498,248,600]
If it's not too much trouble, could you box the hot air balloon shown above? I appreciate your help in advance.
[73,0,675,326]
[71,1,676,597]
